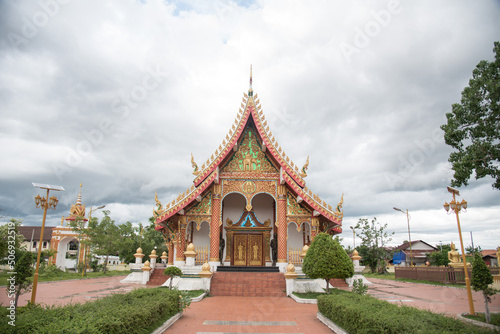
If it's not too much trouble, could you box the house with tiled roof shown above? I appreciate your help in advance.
[393,240,437,266]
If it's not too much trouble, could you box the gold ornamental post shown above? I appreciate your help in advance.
[393,207,413,266]
[443,186,475,315]
[31,183,64,304]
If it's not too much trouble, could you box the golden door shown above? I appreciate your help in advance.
[233,233,263,266]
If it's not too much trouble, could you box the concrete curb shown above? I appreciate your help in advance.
[317,312,348,334]
[151,292,206,333]
[457,313,500,331]
[151,311,183,334]
[191,292,206,303]
[290,294,317,304]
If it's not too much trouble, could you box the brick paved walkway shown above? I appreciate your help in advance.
[164,296,331,334]
[368,278,500,316]
[2,275,499,333]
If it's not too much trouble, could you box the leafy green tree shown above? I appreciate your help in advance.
[427,244,451,267]
[354,218,394,273]
[86,211,121,273]
[471,253,496,323]
[302,233,354,293]
[12,250,34,308]
[0,219,25,263]
[164,266,182,289]
[441,41,500,190]
[465,245,483,256]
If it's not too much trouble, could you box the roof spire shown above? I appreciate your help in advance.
[248,65,253,97]
[76,182,83,205]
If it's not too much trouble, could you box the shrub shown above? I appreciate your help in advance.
[0,287,183,334]
[302,233,354,293]
[164,266,183,289]
[317,292,492,333]
[352,279,368,295]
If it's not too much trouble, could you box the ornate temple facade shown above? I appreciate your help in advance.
[153,69,343,271]
[49,184,88,270]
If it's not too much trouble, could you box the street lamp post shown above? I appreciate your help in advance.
[443,186,475,316]
[81,205,105,278]
[31,183,64,304]
[393,207,412,267]
[349,226,355,250]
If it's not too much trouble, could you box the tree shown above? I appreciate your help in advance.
[11,250,34,309]
[354,218,394,273]
[465,245,483,256]
[0,219,25,263]
[441,41,500,190]
[471,253,496,323]
[302,233,354,294]
[85,211,121,273]
[427,244,451,267]
[163,266,182,290]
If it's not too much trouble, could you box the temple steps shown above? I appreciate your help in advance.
[329,278,348,288]
[210,272,286,297]
[147,269,169,286]
[217,265,280,273]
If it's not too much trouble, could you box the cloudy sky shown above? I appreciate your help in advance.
[1,0,499,251]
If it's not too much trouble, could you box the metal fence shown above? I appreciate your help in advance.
[195,246,209,265]
[395,266,500,284]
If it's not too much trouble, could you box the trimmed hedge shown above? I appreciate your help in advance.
[1,287,182,334]
[317,291,492,334]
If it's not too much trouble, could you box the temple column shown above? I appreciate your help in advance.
[209,184,222,268]
[311,217,319,241]
[277,185,288,272]
[167,242,174,265]
[174,216,186,266]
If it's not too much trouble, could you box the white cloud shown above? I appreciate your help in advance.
[1,0,499,250]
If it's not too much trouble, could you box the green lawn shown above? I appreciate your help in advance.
[0,269,128,286]
[463,313,500,327]
[363,272,466,288]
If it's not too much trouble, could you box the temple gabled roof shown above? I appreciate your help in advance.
[155,68,343,232]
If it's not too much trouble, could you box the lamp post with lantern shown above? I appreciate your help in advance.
[31,183,64,304]
[393,207,413,267]
[443,186,475,316]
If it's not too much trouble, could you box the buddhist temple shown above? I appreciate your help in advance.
[153,67,344,271]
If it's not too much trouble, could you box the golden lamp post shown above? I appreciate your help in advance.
[31,183,64,304]
[81,205,105,278]
[443,186,475,315]
[393,207,413,267]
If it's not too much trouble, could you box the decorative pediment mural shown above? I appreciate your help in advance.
[221,126,278,174]
[225,210,272,229]
[287,190,311,216]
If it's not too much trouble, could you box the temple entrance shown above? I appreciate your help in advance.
[232,233,264,266]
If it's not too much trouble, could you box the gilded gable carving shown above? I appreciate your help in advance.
[221,126,278,174]
[287,190,311,216]
[186,193,211,215]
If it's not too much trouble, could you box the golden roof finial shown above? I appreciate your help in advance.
[76,183,83,205]
[248,65,253,97]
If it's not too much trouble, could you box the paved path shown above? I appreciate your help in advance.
[164,296,331,334]
[2,276,500,333]
[367,278,500,316]
[0,275,142,307]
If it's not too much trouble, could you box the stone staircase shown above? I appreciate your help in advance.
[329,278,349,288]
[146,268,169,286]
[210,271,286,297]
